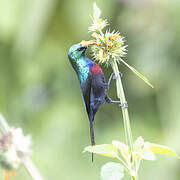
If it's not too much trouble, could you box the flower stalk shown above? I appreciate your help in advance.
[111,60,137,180]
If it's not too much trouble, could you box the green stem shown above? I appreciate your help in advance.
[116,156,130,172]
[111,60,137,180]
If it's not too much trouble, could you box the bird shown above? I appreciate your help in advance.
[68,44,121,161]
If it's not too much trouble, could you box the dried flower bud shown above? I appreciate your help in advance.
[80,40,97,47]
[109,34,121,40]
[91,32,100,39]
[88,18,108,32]
[97,48,104,61]
[106,41,113,48]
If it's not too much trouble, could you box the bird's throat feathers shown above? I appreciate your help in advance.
[69,55,88,73]
[69,55,90,84]
[68,44,103,84]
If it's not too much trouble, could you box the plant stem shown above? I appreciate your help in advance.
[116,156,130,172]
[111,60,137,180]
[21,155,43,180]
[111,60,133,155]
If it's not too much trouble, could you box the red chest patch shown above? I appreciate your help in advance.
[90,64,102,75]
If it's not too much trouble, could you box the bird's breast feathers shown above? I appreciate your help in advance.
[90,64,102,75]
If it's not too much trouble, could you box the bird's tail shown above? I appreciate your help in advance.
[90,119,95,162]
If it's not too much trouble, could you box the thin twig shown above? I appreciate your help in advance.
[21,155,43,180]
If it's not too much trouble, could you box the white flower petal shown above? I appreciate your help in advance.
[93,2,101,20]
[141,150,156,161]
[112,140,131,163]
[133,136,144,152]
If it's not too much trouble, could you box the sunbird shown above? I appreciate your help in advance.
[68,44,121,161]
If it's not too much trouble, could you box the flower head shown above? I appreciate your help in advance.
[88,2,108,32]
[86,3,127,65]
[112,140,131,165]
[80,2,154,88]
[112,137,156,166]
[133,136,155,161]
[88,18,108,32]
[91,31,127,65]
[0,127,31,170]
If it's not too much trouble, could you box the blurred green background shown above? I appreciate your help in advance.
[0,0,180,179]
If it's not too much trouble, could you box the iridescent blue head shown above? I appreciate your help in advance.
[68,44,90,84]
[68,44,87,60]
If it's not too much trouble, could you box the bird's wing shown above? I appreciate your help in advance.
[90,73,107,115]
[81,71,96,148]
[81,71,106,118]
[81,72,92,117]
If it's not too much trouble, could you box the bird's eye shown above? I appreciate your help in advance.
[78,47,84,51]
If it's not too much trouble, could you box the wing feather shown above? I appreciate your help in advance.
[81,72,92,116]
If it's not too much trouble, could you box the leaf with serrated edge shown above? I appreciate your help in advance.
[120,59,154,88]
[145,143,178,158]
[83,144,118,158]
[101,162,124,180]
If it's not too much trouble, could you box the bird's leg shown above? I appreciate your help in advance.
[107,73,114,87]
[107,72,123,87]
[105,96,128,108]
[105,95,122,106]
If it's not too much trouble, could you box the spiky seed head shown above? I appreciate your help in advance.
[91,31,127,65]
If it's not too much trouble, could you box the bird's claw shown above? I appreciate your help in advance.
[118,103,122,107]
[112,72,123,79]
[118,101,128,108]
[104,84,109,89]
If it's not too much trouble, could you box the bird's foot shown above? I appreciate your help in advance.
[110,100,121,104]
[112,72,123,80]
[118,101,128,108]
[105,96,121,104]
[103,83,109,89]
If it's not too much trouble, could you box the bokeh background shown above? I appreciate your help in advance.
[0,0,180,179]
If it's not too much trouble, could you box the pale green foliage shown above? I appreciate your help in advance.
[120,59,154,88]
[101,162,124,180]
[84,136,179,179]
[83,144,118,158]
[147,143,178,157]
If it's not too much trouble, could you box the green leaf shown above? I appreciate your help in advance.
[119,59,154,88]
[93,2,101,20]
[83,144,118,158]
[101,162,124,180]
[148,143,179,158]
